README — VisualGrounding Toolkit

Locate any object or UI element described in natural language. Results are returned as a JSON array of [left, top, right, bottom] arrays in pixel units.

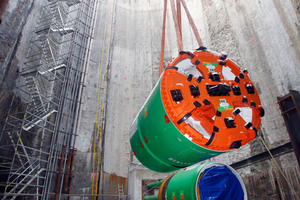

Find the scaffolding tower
[[0, 0, 98, 199]]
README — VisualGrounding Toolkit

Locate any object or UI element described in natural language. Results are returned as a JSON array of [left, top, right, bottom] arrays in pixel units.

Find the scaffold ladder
[[118, 183, 125, 200]]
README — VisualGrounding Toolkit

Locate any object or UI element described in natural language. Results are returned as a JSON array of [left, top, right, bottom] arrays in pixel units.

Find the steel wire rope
[[159, 0, 203, 75], [159, 0, 168, 76], [259, 132, 299, 200], [170, 0, 183, 52]]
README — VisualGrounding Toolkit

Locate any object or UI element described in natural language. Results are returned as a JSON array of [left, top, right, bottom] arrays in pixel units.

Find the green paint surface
[[130, 77, 224, 173], [217, 106, 233, 111], [202, 62, 217, 66], [165, 162, 215, 200]]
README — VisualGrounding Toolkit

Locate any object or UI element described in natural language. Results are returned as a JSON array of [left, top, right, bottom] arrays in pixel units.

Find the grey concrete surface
[[71, 0, 116, 195]]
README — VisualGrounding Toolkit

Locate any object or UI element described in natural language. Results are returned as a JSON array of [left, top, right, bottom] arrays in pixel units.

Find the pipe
[[145, 162, 247, 200], [147, 180, 163, 190], [144, 195, 159, 200], [68, 149, 76, 200], [55, 146, 66, 200], [63, 149, 72, 192]]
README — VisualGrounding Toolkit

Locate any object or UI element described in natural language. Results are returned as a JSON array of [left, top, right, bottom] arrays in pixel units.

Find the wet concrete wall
[[0, 0, 50, 195], [0, 0, 32, 130], [0, 0, 48, 129]]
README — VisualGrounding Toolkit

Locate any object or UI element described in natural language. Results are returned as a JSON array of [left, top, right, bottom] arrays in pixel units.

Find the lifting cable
[[159, 0, 203, 75], [180, 0, 203, 47], [259, 130, 299, 200], [159, 0, 168, 76], [91, 0, 114, 198], [176, 0, 182, 39], [170, 0, 183, 52]]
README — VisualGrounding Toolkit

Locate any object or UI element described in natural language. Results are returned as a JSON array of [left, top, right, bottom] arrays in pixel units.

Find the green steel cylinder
[[165, 162, 246, 200], [143, 195, 159, 200], [130, 49, 263, 173], [147, 180, 164, 190], [130, 78, 222, 172], [144, 162, 247, 200]]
